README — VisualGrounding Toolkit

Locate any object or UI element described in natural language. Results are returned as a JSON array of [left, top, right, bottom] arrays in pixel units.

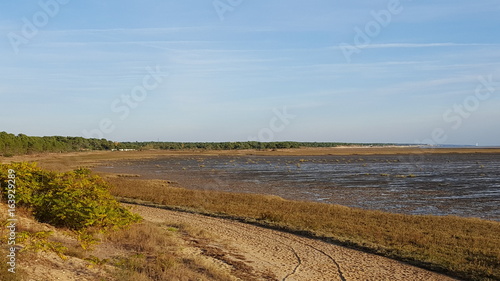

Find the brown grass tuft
[[106, 221, 236, 281]]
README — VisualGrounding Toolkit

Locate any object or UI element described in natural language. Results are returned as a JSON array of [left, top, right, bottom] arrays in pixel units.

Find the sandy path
[[125, 204, 457, 281]]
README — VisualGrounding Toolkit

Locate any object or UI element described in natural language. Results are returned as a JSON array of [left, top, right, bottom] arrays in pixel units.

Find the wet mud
[[95, 153, 500, 221]]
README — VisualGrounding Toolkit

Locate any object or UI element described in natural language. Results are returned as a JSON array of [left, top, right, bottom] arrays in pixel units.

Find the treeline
[[118, 141, 391, 150], [0, 132, 115, 156], [0, 131, 394, 157]]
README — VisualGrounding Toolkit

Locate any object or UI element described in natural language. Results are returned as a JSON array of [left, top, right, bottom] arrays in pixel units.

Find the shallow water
[[95, 153, 500, 221]]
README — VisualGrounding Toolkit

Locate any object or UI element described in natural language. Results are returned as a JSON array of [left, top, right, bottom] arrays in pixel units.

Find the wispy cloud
[[331, 43, 497, 50]]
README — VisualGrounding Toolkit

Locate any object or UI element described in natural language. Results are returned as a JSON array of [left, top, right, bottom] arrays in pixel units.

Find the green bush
[[0, 162, 140, 231]]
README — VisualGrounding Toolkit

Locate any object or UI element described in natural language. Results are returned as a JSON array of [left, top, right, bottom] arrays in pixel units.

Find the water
[[95, 153, 500, 221]]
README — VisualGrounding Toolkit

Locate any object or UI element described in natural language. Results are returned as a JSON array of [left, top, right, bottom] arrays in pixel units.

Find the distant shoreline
[[3, 146, 500, 165]]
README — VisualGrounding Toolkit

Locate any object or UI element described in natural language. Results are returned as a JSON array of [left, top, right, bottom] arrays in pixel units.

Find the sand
[[125, 203, 458, 281]]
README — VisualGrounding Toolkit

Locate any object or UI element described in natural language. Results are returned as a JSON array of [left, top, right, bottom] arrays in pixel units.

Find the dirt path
[[125, 204, 458, 281]]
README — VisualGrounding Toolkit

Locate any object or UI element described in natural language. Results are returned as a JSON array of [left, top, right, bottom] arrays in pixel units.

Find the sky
[[1, 0, 499, 145]]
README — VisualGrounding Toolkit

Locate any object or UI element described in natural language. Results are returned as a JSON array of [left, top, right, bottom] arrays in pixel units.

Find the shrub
[[0, 162, 140, 231]]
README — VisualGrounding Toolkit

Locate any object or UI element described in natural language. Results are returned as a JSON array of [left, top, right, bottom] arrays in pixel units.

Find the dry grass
[[105, 221, 236, 281], [108, 176, 500, 281], [0, 256, 25, 281]]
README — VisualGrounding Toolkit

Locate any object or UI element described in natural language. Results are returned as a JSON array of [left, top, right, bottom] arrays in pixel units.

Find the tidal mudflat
[[95, 152, 500, 221]]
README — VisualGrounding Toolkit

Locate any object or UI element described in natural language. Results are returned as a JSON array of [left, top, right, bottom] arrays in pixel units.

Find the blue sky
[[1, 0, 499, 145]]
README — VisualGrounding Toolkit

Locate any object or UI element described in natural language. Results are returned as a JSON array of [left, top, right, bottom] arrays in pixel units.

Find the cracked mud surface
[[125, 203, 458, 281]]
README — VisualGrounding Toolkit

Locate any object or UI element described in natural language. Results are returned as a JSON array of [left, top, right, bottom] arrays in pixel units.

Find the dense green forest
[[117, 141, 390, 150], [0, 132, 115, 156], [0, 131, 392, 157]]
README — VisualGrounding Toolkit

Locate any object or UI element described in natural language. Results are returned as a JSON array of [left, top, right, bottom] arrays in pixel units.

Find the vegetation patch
[[106, 221, 236, 281], [0, 161, 141, 264], [0, 162, 141, 231], [0, 132, 116, 156]]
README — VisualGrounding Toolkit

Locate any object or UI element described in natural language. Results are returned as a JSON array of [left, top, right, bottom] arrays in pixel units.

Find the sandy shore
[[126, 203, 458, 281]]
